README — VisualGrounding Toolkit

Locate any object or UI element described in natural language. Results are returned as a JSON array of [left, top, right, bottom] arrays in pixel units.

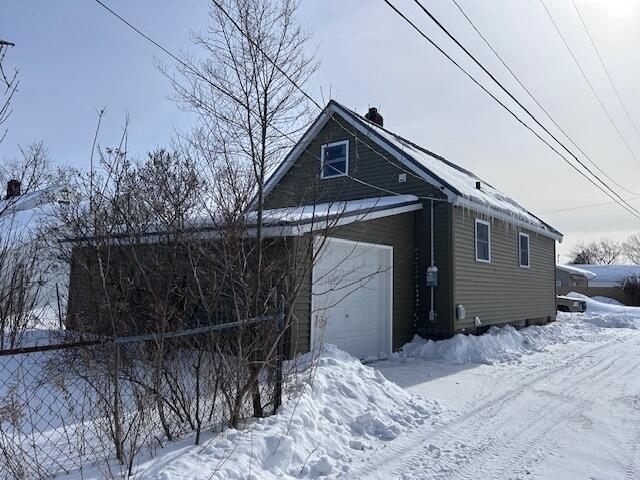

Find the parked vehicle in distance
[[556, 295, 587, 313]]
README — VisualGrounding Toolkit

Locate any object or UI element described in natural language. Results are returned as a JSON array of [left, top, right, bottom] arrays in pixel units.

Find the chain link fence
[[0, 314, 286, 479]]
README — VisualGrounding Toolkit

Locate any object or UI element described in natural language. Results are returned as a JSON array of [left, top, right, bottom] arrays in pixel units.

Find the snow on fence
[[0, 314, 288, 479]]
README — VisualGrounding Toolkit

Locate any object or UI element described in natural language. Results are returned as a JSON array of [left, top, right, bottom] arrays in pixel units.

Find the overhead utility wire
[[212, 0, 640, 221], [450, 0, 640, 197], [94, 0, 432, 190], [409, 0, 640, 214], [569, 0, 640, 143], [207, 0, 434, 186], [382, 0, 640, 220], [538, 0, 640, 166], [93, 0, 445, 203], [96, 0, 639, 220], [542, 196, 640, 215]]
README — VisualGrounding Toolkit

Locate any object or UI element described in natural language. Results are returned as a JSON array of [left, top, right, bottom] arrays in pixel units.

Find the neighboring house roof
[[0, 186, 65, 246], [0, 185, 67, 216], [264, 100, 563, 241], [578, 265, 640, 285], [556, 264, 597, 280]]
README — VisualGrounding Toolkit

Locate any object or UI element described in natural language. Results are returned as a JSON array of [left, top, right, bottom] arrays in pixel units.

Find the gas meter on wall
[[426, 265, 438, 287]]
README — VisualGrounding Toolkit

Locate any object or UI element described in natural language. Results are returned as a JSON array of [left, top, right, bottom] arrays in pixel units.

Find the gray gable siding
[[263, 113, 448, 208], [452, 206, 556, 330]]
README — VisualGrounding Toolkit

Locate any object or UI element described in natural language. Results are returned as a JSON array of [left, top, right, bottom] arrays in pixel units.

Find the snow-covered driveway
[[361, 314, 640, 479]]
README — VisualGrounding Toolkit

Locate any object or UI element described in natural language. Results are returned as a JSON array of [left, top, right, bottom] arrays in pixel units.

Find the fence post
[[273, 296, 286, 414], [56, 283, 63, 330]]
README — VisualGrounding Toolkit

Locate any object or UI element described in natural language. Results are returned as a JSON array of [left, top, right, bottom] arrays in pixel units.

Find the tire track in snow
[[448, 341, 640, 480], [356, 333, 638, 480], [356, 335, 626, 479], [433, 347, 636, 480]]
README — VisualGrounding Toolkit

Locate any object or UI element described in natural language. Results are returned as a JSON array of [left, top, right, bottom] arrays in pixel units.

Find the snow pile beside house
[[398, 296, 640, 366], [396, 321, 596, 365], [121, 345, 441, 480]]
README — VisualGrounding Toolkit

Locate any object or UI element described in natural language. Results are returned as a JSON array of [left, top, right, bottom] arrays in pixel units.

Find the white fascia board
[[295, 202, 423, 235], [453, 196, 563, 242]]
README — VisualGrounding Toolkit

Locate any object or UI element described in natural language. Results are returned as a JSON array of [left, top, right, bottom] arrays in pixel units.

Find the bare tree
[[624, 234, 640, 265], [165, 0, 318, 419], [0, 146, 58, 347], [570, 239, 622, 265], [0, 38, 18, 145], [0, 143, 54, 203]]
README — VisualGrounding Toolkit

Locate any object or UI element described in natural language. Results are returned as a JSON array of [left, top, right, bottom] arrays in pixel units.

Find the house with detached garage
[[261, 100, 563, 358]]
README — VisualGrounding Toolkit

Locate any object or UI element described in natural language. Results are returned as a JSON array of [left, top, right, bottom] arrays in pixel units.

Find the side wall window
[[519, 233, 530, 268], [475, 219, 491, 262], [321, 140, 349, 178]]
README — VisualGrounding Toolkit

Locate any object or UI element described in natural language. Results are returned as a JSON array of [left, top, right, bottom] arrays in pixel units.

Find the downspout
[[414, 210, 420, 329], [428, 198, 437, 322]]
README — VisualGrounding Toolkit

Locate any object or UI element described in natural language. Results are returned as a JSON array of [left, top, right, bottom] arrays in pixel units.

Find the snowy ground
[[56, 295, 640, 479]]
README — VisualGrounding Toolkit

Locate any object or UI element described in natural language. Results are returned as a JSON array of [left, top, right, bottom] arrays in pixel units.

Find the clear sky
[[2, 0, 640, 261]]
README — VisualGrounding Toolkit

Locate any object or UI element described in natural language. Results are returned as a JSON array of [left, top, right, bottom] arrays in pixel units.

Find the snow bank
[[565, 292, 640, 329], [396, 321, 597, 365], [398, 295, 640, 365], [91, 345, 441, 479], [591, 296, 623, 306]]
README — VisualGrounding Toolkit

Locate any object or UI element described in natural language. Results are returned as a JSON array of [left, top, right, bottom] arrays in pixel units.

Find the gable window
[[519, 233, 530, 268], [475, 219, 491, 262], [321, 140, 349, 178]]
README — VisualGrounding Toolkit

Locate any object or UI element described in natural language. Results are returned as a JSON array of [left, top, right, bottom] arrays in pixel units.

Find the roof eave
[[453, 196, 563, 242]]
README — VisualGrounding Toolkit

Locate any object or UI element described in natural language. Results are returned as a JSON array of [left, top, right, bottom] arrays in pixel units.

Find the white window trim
[[475, 218, 491, 263], [519, 232, 530, 268], [320, 140, 349, 179]]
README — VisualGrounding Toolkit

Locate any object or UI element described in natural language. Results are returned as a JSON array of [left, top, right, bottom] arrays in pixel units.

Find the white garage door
[[312, 237, 393, 359]]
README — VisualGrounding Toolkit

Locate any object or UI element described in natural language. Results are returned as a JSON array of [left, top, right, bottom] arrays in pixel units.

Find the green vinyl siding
[[452, 206, 556, 329], [415, 202, 454, 339], [288, 213, 417, 353], [330, 212, 416, 350], [264, 113, 456, 350], [263, 112, 448, 208]]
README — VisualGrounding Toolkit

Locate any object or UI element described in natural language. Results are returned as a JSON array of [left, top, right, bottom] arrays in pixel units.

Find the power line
[[96, 0, 640, 222], [542, 195, 640, 215], [538, 0, 640, 166], [409, 0, 640, 211], [383, 0, 640, 221], [93, 0, 443, 203], [569, 0, 640, 143], [211, 0, 640, 222], [206, 0, 435, 186], [449, 0, 640, 197]]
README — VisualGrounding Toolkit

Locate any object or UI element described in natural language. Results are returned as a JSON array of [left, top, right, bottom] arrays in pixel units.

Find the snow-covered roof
[[0, 185, 67, 216], [69, 195, 423, 244], [263, 100, 562, 241], [578, 265, 640, 284], [556, 264, 597, 280], [0, 186, 65, 246], [257, 194, 421, 227]]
